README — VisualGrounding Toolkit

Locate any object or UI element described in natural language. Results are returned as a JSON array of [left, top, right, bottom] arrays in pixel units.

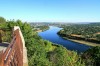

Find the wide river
[[38, 26, 91, 53]]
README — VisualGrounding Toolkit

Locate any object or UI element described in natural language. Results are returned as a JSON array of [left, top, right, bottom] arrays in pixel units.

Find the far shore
[[36, 30, 43, 32], [63, 37, 100, 47]]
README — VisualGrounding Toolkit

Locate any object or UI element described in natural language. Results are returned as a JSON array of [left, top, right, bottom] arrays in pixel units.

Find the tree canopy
[[0, 17, 100, 66]]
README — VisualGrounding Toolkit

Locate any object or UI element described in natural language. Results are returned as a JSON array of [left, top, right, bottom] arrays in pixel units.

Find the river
[[38, 26, 91, 53]]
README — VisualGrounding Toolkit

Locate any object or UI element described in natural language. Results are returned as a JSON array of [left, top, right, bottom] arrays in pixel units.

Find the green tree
[[82, 46, 100, 66], [0, 17, 6, 23]]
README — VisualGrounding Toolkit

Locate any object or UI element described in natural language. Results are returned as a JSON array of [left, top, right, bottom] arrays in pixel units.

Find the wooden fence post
[[0, 51, 4, 66]]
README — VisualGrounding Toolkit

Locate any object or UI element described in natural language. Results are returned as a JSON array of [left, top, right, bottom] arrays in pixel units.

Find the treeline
[[33, 25, 49, 32], [0, 17, 100, 66], [58, 23, 100, 44]]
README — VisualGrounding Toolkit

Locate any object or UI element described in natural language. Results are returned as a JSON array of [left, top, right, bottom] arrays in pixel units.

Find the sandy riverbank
[[36, 30, 42, 32], [63, 37, 100, 47]]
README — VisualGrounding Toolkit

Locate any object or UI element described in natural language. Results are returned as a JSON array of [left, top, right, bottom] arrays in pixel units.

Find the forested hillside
[[0, 17, 100, 66], [58, 23, 100, 44], [32, 25, 49, 32]]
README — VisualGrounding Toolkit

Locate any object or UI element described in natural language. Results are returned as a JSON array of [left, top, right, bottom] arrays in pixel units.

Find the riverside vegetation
[[0, 17, 100, 66], [32, 25, 49, 32], [58, 23, 100, 44], [58, 23, 100, 46]]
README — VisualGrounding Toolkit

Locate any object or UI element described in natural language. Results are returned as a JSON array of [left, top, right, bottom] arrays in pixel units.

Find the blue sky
[[0, 0, 100, 22]]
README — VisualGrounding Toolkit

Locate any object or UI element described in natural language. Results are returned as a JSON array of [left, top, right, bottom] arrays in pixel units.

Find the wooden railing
[[0, 29, 23, 66]]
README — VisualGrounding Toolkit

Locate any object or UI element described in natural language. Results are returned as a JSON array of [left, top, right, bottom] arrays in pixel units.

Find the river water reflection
[[38, 26, 91, 53]]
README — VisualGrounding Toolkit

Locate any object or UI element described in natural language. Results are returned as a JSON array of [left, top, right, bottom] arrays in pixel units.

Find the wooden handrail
[[0, 29, 23, 66]]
